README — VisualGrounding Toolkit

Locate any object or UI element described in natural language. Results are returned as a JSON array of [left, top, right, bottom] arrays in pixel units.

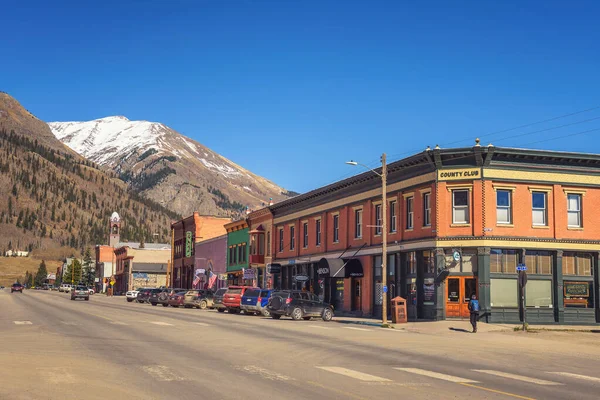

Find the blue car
[[240, 288, 273, 316]]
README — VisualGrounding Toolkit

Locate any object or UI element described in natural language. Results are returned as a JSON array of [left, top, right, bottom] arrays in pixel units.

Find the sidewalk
[[332, 316, 600, 334]]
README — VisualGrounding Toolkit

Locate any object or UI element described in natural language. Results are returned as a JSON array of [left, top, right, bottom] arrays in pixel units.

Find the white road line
[[13, 321, 32, 325], [141, 365, 184, 382], [380, 328, 407, 332], [110, 321, 128, 325], [307, 325, 333, 330], [150, 321, 174, 326], [317, 367, 391, 382], [548, 372, 600, 383], [60, 321, 78, 325], [473, 370, 562, 386], [195, 322, 211, 327], [236, 365, 294, 381], [395, 368, 478, 383], [343, 327, 371, 331]]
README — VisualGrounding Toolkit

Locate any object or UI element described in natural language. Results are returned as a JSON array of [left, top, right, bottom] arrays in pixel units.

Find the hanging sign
[[185, 231, 193, 258], [294, 275, 309, 282], [243, 269, 255, 280]]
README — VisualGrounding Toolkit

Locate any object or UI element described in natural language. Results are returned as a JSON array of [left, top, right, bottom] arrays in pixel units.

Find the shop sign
[[294, 275, 309, 282], [267, 263, 281, 274], [195, 269, 206, 275], [185, 231, 193, 258], [243, 268, 255, 280], [288, 259, 296, 265], [453, 251, 461, 262], [218, 274, 227, 281], [438, 168, 481, 181], [317, 267, 330, 276], [423, 283, 435, 303]]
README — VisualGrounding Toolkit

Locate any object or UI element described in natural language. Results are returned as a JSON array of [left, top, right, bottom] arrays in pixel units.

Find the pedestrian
[[468, 293, 480, 333]]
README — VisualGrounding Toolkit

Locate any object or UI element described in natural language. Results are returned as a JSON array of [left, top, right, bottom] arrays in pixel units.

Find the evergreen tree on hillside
[[34, 260, 48, 287], [82, 248, 95, 286]]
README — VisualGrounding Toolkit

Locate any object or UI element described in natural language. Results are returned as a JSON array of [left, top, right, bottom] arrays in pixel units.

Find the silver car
[[71, 285, 90, 301]]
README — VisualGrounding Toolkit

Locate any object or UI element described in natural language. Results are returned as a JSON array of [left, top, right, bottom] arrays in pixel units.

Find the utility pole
[[381, 153, 388, 326]]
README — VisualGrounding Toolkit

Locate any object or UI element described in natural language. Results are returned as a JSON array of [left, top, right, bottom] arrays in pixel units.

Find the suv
[[267, 290, 334, 321], [59, 283, 72, 293], [184, 289, 214, 309], [126, 288, 143, 302], [11, 283, 24, 293], [151, 288, 186, 307], [136, 288, 153, 303], [223, 286, 253, 314], [210, 288, 228, 312], [71, 285, 90, 301], [241, 288, 273, 316]]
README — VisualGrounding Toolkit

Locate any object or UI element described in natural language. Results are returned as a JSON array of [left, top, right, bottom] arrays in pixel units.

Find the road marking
[[343, 327, 371, 331], [307, 325, 333, 330], [141, 365, 184, 382], [395, 368, 478, 383], [548, 372, 600, 382], [379, 328, 407, 332], [110, 321, 128, 325], [236, 365, 294, 381], [317, 367, 391, 382], [150, 321, 174, 326], [13, 321, 32, 325], [60, 321, 78, 325], [459, 383, 536, 400], [195, 322, 211, 327], [473, 370, 562, 386]]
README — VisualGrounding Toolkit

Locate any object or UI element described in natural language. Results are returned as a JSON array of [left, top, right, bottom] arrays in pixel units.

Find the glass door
[[461, 278, 477, 318], [446, 278, 461, 318]]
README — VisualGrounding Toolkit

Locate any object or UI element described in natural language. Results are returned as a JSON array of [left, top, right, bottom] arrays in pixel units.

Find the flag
[[193, 275, 201, 287], [208, 270, 217, 289]]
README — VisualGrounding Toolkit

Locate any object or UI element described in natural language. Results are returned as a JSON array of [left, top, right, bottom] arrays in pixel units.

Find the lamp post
[[346, 153, 388, 325]]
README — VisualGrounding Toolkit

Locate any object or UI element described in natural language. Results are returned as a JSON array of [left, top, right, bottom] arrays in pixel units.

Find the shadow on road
[[449, 327, 471, 333]]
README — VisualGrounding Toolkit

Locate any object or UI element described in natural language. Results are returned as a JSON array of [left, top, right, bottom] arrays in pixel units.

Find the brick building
[[269, 142, 600, 324], [114, 244, 171, 293]]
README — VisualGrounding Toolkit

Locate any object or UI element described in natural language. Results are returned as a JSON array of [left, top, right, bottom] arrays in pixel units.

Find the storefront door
[[446, 277, 477, 318], [351, 279, 362, 311]]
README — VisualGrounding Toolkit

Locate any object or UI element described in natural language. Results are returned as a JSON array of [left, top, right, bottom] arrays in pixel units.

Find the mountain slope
[[0, 92, 178, 259], [49, 117, 293, 217]]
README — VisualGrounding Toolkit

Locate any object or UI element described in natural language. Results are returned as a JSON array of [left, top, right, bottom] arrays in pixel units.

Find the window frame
[[452, 189, 470, 224], [423, 193, 431, 227], [374, 204, 382, 236], [531, 191, 547, 226], [567, 193, 582, 228], [406, 196, 414, 230], [496, 189, 512, 225], [354, 209, 363, 239], [290, 225, 295, 250], [390, 201, 397, 233], [302, 222, 308, 248], [315, 219, 322, 246], [267, 231, 271, 256], [278, 229, 284, 253], [333, 214, 339, 243]]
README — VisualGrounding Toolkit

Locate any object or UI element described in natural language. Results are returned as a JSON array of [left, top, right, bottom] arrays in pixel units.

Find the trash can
[[390, 296, 407, 324]]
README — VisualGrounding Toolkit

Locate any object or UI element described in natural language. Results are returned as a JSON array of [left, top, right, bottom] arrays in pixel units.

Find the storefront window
[[407, 252, 417, 275], [563, 253, 592, 276], [563, 281, 594, 308], [373, 256, 382, 277], [388, 254, 396, 277], [490, 279, 518, 307], [525, 251, 552, 275], [490, 249, 518, 273], [461, 252, 478, 273], [526, 280, 552, 308], [423, 250, 435, 274]]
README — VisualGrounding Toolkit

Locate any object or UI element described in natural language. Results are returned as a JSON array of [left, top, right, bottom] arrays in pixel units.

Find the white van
[[59, 283, 72, 293]]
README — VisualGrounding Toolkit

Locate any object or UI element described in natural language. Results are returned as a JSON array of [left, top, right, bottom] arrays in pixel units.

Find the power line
[[491, 115, 600, 144], [521, 127, 600, 147]]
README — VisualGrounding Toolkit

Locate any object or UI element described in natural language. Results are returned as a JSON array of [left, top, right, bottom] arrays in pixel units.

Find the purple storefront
[[194, 234, 228, 290]]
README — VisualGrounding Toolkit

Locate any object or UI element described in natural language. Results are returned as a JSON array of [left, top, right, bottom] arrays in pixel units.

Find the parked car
[[240, 288, 273, 316], [136, 288, 153, 303], [126, 288, 143, 302], [150, 288, 186, 307], [59, 283, 70, 292], [266, 290, 334, 321], [183, 289, 214, 309], [11, 283, 24, 293], [223, 286, 254, 314], [87, 287, 95, 295], [70, 285, 90, 301], [167, 291, 186, 307], [210, 288, 228, 312]]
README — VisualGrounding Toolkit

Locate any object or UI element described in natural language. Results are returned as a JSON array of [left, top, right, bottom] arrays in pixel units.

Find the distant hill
[[0, 92, 179, 259]]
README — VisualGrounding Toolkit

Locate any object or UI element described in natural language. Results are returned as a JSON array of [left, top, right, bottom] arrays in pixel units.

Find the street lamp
[[346, 154, 388, 326]]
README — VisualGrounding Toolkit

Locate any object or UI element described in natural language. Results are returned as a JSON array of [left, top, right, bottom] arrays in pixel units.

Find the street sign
[[383, 286, 388, 293], [294, 275, 309, 282], [453, 251, 461, 262], [516, 263, 527, 271]]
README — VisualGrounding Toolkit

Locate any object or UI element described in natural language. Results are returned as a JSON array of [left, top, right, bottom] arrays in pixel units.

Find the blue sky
[[2, 0, 600, 193]]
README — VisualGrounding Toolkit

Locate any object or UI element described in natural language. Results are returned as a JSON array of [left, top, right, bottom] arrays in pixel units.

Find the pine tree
[[35, 260, 48, 287], [82, 248, 94, 286]]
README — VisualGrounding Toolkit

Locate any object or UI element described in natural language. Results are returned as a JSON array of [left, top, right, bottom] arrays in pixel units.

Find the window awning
[[317, 258, 364, 278]]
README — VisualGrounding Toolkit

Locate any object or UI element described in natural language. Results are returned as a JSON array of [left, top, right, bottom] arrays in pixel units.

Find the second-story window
[[452, 190, 469, 224], [355, 209, 363, 238], [532, 192, 547, 226], [496, 190, 512, 224], [290, 226, 295, 250], [333, 214, 339, 243], [303, 222, 308, 248], [316, 219, 322, 246], [278, 229, 283, 252], [375, 204, 382, 235], [406, 196, 414, 229], [390, 201, 397, 232], [567, 194, 582, 227], [423, 193, 431, 226], [267, 231, 271, 256]]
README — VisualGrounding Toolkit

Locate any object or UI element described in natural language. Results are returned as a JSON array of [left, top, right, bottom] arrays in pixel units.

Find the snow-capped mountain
[[49, 116, 292, 217]]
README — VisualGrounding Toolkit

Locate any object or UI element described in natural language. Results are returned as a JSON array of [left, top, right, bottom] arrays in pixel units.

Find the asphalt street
[[1, 289, 600, 400]]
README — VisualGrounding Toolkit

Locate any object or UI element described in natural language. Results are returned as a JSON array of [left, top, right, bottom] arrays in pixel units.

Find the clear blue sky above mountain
[[3, 0, 600, 193]]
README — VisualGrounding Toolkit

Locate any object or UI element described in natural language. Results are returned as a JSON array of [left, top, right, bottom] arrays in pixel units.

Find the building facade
[[247, 208, 274, 289], [194, 234, 228, 290], [225, 220, 250, 286], [269, 143, 600, 324], [114, 245, 171, 293], [171, 213, 231, 289]]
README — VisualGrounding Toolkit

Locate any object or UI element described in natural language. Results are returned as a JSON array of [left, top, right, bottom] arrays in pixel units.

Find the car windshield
[[227, 288, 242, 294], [215, 289, 227, 296], [186, 290, 199, 295], [244, 288, 260, 297], [76, 286, 87, 290]]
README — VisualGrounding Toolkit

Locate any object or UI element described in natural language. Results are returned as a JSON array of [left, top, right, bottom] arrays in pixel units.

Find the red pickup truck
[[222, 286, 253, 314]]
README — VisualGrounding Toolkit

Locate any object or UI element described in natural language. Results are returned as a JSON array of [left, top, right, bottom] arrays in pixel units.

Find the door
[[352, 279, 362, 311], [445, 277, 478, 319]]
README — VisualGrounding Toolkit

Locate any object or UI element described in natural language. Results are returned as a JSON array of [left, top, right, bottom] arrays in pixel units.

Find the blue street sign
[[383, 286, 388, 293], [516, 263, 527, 271]]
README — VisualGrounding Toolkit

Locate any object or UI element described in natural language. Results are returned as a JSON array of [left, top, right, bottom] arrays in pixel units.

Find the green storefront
[[225, 219, 249, 286]]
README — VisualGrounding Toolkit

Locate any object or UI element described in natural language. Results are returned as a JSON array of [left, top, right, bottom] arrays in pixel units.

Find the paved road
[[1, 289, 600, 400]]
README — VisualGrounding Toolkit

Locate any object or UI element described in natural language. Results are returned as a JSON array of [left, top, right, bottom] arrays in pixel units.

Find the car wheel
[[127, 299, 133, 302], [303, 317, 311, 321], [184, 305, 191, 308], [271, 314, 281, 319], [199, 300, 207, 310], [151, 303, 157, 306], [162, 303, 168, 307], [322, 308, 333, 322], [262, 309, 271, 317], [85, 297, 90, 301], [172, 305, 179, 308], [291, 307, 303, 321], [217, 308, 225, 313]]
